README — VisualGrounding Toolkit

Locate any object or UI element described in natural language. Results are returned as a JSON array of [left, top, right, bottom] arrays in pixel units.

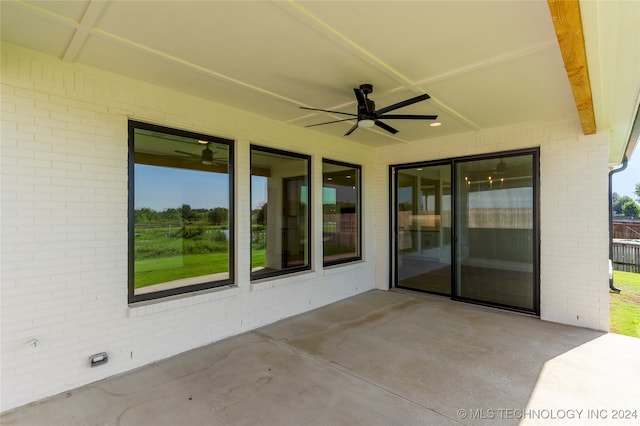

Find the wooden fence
[[612, 221, 640, 239], [612, 241, 640, 273]]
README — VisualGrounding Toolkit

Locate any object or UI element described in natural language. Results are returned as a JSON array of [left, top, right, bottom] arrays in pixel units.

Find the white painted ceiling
[[1, 1, 639, 160]]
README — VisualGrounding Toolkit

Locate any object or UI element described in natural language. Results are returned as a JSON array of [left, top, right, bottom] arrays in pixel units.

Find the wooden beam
[[547, 0, 596, 134]]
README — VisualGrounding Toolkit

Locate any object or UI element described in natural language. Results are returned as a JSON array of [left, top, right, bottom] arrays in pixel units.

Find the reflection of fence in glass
[[323, 213, 356, 247], [467, 208, 532, 229]]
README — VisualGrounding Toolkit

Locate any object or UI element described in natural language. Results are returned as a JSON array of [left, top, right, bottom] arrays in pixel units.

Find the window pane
[[455, 154, 535, 311], [396, 164, 451, 294], [130, 123, 233, 302], [251, 146, 310, 279], [323, 160, 361, 265]]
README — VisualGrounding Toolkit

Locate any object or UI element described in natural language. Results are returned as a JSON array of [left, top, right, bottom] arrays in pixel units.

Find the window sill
[[250, 269, 316, 292], [322, 259, 366, 275], [127, 284, 239, 317]]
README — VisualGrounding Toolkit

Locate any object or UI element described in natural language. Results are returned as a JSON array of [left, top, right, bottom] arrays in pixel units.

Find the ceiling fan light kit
[[301, 84, 438, 136], [358, 119, 375, 128]]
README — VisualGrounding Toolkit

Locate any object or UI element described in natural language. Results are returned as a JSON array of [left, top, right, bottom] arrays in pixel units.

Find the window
[[251, 146, 310, 279], [454, 151, 538, 312], [322, 159, 361, 265], [128, 121, 234, 303]]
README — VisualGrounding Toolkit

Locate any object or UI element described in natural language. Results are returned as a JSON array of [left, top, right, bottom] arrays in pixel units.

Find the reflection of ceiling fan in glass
[[175, 140, 225, 165]]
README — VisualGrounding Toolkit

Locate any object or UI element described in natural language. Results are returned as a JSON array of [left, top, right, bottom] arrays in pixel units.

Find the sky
[[612, 147, 640, 199], [136, 146, 639, 212], [135, 165, 229, 211], [136, 165, 271, 211]]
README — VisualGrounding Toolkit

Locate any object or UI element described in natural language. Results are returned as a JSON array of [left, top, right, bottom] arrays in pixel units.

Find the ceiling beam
[[278, 1, 482, 132], [547, 0, 596, 134], [62, 0, 107, 62]]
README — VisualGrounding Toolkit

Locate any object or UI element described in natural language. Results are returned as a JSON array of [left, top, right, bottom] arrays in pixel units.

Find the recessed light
[[197, 140, 209, 145], [430, 122, 442, 127]]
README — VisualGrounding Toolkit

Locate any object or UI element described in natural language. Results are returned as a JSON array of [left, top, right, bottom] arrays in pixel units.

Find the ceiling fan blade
[[299, 107, 357, 117], [376, 114, 438, 120], [175, 150, 199, 157], [375, 93, 431, 115], [344, 123, 359, 136], [305, 118, 356, 128], [374, 120, 399, 134], [353, 88, 372, 115]]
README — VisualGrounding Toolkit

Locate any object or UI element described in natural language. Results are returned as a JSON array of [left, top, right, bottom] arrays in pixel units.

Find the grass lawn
[[610, 270, 640, 338], [251, 247, 266, 269], [135, 248, 268, 288], [135, 252, 229, 288]]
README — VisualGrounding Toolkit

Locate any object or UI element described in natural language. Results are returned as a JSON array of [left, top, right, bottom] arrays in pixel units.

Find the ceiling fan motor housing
[[359, 83, 373, 95], [359, 99, 376, 119]]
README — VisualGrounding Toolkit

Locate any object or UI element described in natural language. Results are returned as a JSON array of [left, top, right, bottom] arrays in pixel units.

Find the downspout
[[608, 157, 627, 293]]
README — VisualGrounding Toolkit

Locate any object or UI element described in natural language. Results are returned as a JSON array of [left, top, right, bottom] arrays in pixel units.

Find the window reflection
[[323, 160, 361, 265], [130, 123, 233, 302], [251, 146, 310, 279]]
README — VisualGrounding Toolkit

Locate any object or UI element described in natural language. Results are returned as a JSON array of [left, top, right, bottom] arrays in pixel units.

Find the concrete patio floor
[[2, 290, 639, 425]]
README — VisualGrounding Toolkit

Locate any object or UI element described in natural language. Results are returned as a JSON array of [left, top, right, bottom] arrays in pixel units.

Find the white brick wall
[[373, 120, 610, 331], [0, 44, 375, 412], [1, 43, 611, 412]]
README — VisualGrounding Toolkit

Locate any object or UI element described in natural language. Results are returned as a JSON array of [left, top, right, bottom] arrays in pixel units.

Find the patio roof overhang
[[1, 1, 638, 160]]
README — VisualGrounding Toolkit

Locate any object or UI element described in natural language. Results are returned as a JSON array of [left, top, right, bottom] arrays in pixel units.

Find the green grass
[[135, 252, 229, 288], [610, 271, 640, 338], [251, 247, 266, 269], [135, 248, 268, 288]]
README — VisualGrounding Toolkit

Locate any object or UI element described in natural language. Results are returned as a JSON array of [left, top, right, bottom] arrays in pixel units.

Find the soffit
[[1, 0, 638, 158]]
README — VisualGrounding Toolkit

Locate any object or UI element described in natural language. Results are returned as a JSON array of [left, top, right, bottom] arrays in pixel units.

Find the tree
[[160, 208, 182, 224], [612, 192, 620, 204], [181, 204, 194, 221], [134, 207, 159, 224], [635, 182, 640, 201], [613, 195, 634, 215], [622, 200, 640, 217], [208, 207, 229, 226], [254, 204, 267, 226]]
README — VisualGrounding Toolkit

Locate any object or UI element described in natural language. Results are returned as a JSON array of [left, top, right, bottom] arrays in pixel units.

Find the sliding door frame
[[390, 148, 540, 316]]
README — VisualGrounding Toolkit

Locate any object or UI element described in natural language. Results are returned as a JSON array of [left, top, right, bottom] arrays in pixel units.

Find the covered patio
[[2, 0, 640, 415], [3, 290, 638, 425]]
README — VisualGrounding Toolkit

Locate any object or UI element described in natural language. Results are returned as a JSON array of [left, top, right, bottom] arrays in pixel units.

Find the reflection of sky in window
[[135, 165, 228, 211], [398, 187, 412, 206], [251, 176, 268, 209]]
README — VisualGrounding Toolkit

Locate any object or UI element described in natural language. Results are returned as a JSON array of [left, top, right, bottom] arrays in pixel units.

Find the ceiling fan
[[175, 141, 225, 165], [301, 84, 438, 136]]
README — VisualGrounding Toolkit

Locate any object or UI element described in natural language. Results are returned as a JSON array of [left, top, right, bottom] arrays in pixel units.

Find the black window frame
[[128, 120, 235, 304], [322, 158, 362, 267], [250, 144, 312, 280]]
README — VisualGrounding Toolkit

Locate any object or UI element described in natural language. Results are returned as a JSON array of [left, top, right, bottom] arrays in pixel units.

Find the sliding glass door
[[393, 150, 539, 314]]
